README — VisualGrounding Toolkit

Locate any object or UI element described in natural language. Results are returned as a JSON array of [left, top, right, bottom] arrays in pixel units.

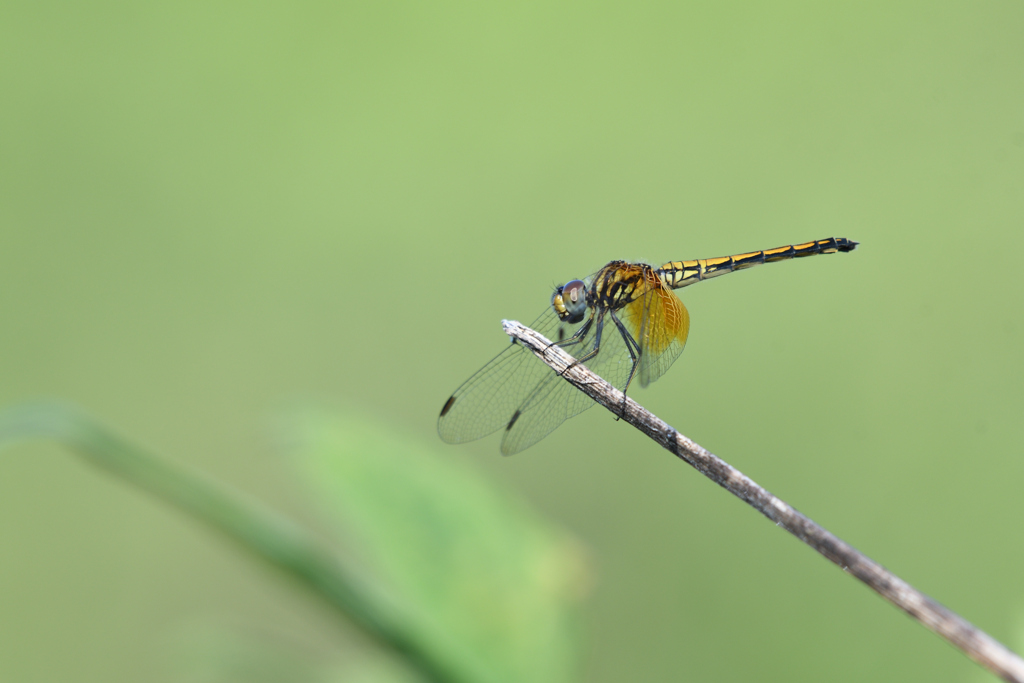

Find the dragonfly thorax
[[592, 261, 653, 311], [551, 279, 588, 324]]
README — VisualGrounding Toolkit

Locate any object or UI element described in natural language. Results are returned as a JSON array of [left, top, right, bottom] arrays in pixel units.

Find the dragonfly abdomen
[[658, 237, 858, 289]]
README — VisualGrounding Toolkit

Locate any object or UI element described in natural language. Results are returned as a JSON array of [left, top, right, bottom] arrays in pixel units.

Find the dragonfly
[[438, 237, 858, 455]]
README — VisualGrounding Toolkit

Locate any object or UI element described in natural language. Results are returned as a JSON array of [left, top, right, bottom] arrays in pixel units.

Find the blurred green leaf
[[288, 412, 589, 683], [0, 403, 507, 683]]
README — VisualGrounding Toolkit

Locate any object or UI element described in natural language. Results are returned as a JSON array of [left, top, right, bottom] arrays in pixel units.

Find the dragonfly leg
[[548, 314, 594, 351], [559, 310, 606, 376], [543, 312, 601, 379], [608, 310, 642, 418]]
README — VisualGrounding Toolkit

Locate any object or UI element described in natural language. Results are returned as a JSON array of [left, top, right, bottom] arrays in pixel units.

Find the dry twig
[[502, 319, 1024, 683]]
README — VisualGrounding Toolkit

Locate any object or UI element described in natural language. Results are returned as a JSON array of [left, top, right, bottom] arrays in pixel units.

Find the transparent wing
[[437, 307, 578, 447], [438, 298, 638, 455], [498, 304, 639, 456], [496, 371, 579, 455]]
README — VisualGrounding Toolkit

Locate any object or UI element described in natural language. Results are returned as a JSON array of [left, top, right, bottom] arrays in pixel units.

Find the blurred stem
[[503, 319, 1024, 683], [0, 402, 491, 683]]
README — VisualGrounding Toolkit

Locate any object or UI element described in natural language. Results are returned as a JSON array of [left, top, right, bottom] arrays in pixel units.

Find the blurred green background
[[2, 1, 1023, 681]]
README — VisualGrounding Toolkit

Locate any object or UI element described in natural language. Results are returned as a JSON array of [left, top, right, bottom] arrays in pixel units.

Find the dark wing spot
[[440, 395, 456, 417], [506, 409, 521, 431]]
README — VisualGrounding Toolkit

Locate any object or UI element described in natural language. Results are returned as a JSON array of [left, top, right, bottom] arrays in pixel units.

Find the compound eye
[[551, 279, 587, 324]]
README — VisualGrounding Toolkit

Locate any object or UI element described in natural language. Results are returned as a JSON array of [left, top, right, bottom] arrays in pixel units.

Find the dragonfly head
[[551, 279, 588, 324]]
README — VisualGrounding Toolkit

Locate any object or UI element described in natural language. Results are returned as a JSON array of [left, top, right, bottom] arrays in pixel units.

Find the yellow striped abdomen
[[658, 237, 857, 289]]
